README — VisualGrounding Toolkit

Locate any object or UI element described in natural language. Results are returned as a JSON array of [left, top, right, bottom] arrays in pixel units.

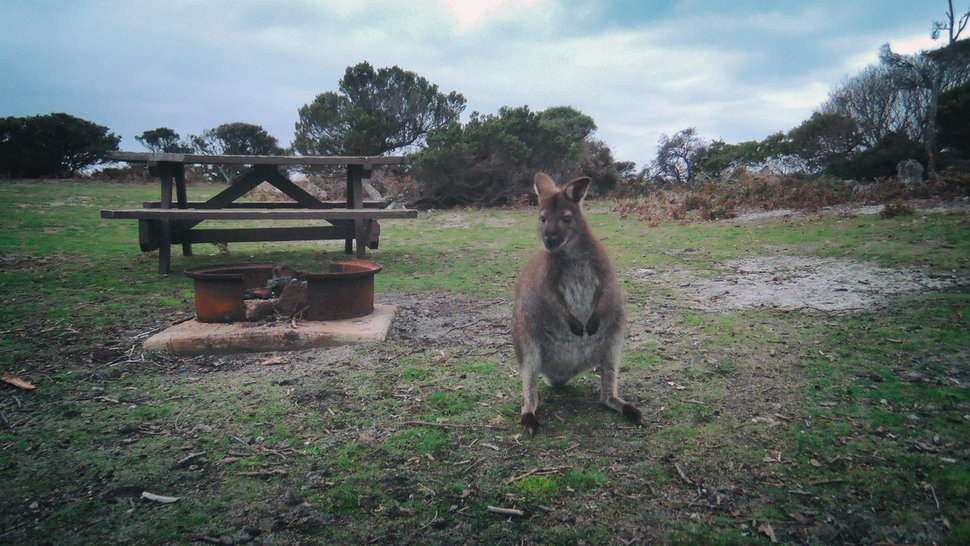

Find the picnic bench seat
[[101, 152, 416, 274]]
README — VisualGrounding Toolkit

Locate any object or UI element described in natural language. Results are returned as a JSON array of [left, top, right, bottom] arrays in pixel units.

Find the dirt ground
[[2, 199, 968, 545]]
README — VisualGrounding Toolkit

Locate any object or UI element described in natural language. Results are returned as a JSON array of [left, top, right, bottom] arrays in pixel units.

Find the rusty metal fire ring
[[184, 259, 382, 323], [305, 259, 383, 321], [184, 263, 277, 323]]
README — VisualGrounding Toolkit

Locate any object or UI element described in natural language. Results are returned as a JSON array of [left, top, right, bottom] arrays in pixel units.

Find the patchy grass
[[0, 180, 968, 544]]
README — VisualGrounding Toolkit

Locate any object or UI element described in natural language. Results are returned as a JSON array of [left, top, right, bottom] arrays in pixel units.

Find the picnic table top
[[108, 151, 406, 168]]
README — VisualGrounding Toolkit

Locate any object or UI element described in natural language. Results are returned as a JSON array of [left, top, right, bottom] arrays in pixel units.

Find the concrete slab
[[143, 304, 397, 356]]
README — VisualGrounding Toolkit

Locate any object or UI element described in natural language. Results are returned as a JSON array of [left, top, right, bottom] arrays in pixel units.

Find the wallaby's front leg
[[585, 282, 609, 336], [599, 341, 644, 427], [518, 342, 541, 436], [552, 288, 586, 337]]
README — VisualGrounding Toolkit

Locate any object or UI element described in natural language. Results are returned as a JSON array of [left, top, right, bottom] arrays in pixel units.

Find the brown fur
[[511, 173, 644, 435]]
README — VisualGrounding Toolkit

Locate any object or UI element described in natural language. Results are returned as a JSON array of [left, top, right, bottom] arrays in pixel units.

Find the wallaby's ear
[[534, 173, 558, 204], [561, 177, 591, 205]]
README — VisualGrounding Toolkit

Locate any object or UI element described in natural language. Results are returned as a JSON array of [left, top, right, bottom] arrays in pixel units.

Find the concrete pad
[[143, 304, 397, 356]]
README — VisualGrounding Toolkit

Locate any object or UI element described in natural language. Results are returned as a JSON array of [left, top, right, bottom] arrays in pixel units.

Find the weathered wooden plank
[[141, 201, 391, 210], [101, 208, 417, 221], [108, 151, 406, 168], [179, 226, 349, 244]]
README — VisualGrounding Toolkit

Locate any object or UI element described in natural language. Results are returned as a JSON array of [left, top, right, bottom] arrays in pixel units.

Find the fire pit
[[183, 259, 382, 323], [184, 263, 276, 323], [305, 260, 383, 321]]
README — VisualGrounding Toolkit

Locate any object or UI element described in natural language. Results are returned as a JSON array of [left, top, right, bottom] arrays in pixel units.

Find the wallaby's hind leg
[[517, 340, 541, 436], [598, 340, 644, 427]]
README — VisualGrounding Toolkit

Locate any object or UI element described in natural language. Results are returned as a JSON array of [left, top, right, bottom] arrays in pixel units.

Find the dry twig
[[487, 506, 525, 517], [401, 420, 509, 431], [505, 466, 570, 485]]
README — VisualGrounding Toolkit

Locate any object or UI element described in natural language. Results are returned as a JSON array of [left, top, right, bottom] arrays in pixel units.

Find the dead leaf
[[1, 373, 35, 390], [141, 491, 179, 504], [788, 512, 810, 524], [758, 522, 778, 543], [261, 356, 286, 366]]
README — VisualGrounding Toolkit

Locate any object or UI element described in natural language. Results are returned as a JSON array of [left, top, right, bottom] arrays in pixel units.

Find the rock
[[896, 159, 924, 190], [245, 299, 275, 321], [902, 372, 923, 383], [274, 279, 308, 318]]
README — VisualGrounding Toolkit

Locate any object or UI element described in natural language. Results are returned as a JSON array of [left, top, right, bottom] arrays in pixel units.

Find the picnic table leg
[[346, 164, 366, 255], [172, 163, 192, 257], [158, 164, 174, 274], [158, 236, 171, 275]]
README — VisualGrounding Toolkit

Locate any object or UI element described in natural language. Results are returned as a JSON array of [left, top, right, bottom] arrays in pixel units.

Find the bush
[[410, 105, 615, 207], [826, 132, 927, 181], [0, 113, 120, 178]]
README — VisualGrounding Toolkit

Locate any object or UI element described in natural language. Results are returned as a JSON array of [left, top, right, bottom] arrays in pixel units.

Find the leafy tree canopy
[[135, 127, 192, 153], [825, 131, 927, 180], [787, 112, 862, 173], [938, 81, 970, 157], [293, 62, 466, 156], [191, 122, 283, 156], [189, 122, 283, 182], [0, 113, 119, 178], [647, 127, 708, 185], [411, 105, 612, 207]]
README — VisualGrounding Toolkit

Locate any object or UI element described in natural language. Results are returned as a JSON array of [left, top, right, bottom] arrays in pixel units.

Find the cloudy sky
[[0, 0, 950, 168]]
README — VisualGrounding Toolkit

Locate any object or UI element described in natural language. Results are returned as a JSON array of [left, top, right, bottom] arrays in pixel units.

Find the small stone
[[245, 299, 275, 321], [902, 372, 923, 383]]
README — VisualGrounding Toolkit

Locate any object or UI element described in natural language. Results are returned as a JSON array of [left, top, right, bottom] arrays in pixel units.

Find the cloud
[[0, 0, 945, 169], [438, 0, 545, 28]]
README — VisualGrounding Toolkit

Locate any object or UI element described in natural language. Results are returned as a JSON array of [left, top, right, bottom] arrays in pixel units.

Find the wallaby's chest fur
[[513, 241, 622, 379], [557, 254, 598, 324]]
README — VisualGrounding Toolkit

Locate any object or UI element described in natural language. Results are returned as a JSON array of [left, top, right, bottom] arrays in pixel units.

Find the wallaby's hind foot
[[520, 412, 539, 436], [622, 403, 644, 427]]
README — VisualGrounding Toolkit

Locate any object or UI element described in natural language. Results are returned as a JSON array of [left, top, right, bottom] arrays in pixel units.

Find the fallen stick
[[401, 420, 509, 431], [141, 491, 179, 504], [506, 466, 570, 485], [174, 451, 207, 469], [674, 463, 694, 485], [236, 469, 286, 477], [487, 506, 524, 517]]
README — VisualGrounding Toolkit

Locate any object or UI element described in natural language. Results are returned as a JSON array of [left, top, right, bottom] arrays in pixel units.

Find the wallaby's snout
[[539, 217, 565, 251], [536, 177, 582, 252]]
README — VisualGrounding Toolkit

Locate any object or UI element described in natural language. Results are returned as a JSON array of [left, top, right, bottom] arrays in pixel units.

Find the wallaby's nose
[[543, 235, 561, 250]]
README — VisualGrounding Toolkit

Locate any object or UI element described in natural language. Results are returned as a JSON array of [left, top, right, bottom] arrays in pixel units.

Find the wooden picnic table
[[101, 152, 417, 274]]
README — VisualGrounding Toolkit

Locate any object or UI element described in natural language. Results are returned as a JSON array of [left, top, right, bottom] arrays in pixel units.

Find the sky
[[0, 0, 953, 169]]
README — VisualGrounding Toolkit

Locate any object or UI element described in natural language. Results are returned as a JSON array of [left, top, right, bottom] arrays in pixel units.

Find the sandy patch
[[634, 256, 965, 313]]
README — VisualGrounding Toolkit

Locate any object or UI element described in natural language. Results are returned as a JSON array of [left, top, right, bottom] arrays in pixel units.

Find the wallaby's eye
[[563, 215, 572, 224], [539, 215, 546, 223]]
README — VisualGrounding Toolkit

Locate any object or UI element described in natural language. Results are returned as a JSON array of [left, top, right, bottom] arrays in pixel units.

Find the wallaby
[[511, 172, 644, 436]]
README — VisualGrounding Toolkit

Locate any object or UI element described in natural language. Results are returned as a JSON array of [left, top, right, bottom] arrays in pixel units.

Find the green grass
[[1, 180, 968, 544]]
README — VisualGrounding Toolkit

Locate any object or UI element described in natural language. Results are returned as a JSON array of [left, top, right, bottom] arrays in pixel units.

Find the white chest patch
[[560, 261, 598, 321]]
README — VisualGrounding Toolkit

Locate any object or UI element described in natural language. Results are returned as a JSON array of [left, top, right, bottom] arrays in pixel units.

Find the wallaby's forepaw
[[520, 412, 539, 436], [585, 314, 600, 336], [622, 403, 644, 427], [567, 315, 585, 337]]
